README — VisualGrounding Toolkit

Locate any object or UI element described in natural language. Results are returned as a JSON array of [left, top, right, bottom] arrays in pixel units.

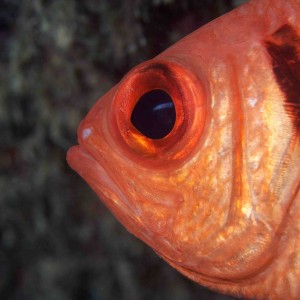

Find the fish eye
[[130, 89, 176, 140], [110, 60, 207, 167]]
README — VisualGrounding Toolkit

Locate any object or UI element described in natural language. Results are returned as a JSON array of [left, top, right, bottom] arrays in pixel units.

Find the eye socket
[[130, 89, 176, 140], [110, 60, 206, 168]]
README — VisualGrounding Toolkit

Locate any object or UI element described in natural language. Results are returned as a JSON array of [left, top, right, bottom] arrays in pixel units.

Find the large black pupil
[[130, 89, 176, 139]]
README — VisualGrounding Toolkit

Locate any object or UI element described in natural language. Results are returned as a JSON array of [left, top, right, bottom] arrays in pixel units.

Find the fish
[[67, 0, 300, 299]]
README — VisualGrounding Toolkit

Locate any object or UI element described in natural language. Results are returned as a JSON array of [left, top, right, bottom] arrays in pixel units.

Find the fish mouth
[[66, 145, 137, 218]]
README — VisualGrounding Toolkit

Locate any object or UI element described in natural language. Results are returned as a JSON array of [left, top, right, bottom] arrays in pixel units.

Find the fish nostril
[[130, 89, 176, 139]]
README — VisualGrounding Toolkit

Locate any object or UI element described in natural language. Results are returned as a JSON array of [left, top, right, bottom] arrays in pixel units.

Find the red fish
[[67, 0, 300, 298]]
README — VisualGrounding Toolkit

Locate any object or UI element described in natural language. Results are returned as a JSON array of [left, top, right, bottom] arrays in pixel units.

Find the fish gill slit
[[264, 24, 300, 230], [264, 24, 300, 138]]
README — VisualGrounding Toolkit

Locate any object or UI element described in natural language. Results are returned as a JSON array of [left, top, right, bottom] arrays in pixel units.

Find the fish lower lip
[[67, 145, 98, 179], [66, 145, 135, 214]]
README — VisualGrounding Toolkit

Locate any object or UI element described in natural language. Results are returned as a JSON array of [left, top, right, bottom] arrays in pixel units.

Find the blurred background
[[1, 0, 247, 299]]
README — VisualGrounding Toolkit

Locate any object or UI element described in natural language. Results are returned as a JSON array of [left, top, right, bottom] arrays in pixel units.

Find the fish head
[[67, 0, 300, 296]]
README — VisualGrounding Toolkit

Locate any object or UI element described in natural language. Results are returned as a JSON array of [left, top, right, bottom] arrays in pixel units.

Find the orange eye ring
[[110, 59, 207, 168]]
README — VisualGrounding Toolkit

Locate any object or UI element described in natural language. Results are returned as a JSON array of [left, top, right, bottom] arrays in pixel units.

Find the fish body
[[67, 0, 300, 299]]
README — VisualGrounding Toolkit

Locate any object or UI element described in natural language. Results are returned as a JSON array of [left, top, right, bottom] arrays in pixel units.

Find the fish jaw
[[66, 111, 187, 262], [67, 145, 136, 220]]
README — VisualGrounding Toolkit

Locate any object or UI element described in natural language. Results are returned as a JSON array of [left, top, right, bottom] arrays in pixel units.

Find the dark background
[[1, 0, 246, 299]]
